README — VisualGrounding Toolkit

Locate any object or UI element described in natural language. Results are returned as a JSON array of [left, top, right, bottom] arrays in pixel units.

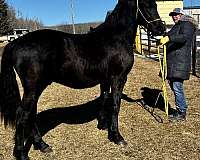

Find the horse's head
[[136, 0, 166, 36]]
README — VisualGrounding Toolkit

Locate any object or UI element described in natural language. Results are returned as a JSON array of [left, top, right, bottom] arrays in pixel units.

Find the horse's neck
[[103, 2, 138, 42]]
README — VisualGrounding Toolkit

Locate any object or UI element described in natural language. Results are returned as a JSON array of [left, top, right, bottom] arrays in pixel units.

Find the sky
[[6, 0, 200, 26]]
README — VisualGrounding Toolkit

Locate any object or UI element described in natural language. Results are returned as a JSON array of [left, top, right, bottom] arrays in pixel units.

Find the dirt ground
[[0, 45, 200, 160]]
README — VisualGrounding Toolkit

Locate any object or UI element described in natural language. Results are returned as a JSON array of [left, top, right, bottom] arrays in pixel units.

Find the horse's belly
[[65, 80, 99, 89], [56, 74, 99, 89]]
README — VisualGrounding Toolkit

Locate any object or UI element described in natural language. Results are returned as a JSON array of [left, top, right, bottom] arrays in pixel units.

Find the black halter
[[136, 0, 161, 24]]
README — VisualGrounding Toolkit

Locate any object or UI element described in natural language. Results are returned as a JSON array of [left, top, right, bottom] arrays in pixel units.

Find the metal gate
[[192, 30, 200, 77], [135, 26, 164, 60], [135, 26, 200, 77]]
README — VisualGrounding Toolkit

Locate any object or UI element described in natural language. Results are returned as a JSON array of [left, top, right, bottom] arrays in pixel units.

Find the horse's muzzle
[[149, 21, 166, 36]]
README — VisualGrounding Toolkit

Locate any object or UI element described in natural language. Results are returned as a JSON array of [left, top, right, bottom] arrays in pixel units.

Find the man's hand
[[157, 36, 169, 46]]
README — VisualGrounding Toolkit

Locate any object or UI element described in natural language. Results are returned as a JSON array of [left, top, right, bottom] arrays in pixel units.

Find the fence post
[[192, 34, 197, 76], [135, 26, 144, 55]]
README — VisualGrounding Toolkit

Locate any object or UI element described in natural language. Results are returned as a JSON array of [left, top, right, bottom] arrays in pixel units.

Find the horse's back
[[7, 30, 67, 85], [5, 29, 134, 90], [6, 29, 101, 89]]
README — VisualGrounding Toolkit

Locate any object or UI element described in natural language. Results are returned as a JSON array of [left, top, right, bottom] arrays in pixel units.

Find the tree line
[[0, 0, 43, 35], [0, 0, 102, 36], [50, 22, 102, 34]]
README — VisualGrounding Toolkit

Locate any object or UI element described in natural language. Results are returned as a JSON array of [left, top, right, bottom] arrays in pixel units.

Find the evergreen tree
[[0, 0, 11, 35]]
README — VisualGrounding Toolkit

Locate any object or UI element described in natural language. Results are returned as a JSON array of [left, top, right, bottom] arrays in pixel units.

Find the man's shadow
[[133, 87, 176, 123]]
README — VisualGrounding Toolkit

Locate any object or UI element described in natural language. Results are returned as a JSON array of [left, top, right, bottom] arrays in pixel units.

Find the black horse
[[0, 0, 165, 159]]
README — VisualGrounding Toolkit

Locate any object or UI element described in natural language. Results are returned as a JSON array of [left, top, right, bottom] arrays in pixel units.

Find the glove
[[158, 36, 169, 46]]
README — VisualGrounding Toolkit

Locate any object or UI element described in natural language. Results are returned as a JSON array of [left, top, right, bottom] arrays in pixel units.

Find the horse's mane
[[88, 2, 129, 34]]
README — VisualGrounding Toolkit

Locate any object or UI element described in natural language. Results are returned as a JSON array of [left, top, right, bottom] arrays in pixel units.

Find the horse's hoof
[[97, 121, 108, 130], [41, 146, 53, 153], [13, 148, 29, 160], [14, 152, 29, 160], [110, 139, 128, 147], [34, 141, 53, 153], [117, 140, 128, 147], [34, 145, 53, 153], [16, 156, 30, 160], [97, 124, 108, 130], [108, 134, 127, 147]]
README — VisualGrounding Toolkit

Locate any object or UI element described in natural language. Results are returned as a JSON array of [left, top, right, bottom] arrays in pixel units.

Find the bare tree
[[7, 6, 17, 29], [6, 5, 43, 31], [15, 17, 43, 31]]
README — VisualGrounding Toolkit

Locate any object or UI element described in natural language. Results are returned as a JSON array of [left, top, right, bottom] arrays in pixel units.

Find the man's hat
[[169, 8, 185, 16]]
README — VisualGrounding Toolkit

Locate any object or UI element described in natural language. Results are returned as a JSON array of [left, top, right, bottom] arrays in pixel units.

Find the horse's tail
[[0, 44, 21, 128]]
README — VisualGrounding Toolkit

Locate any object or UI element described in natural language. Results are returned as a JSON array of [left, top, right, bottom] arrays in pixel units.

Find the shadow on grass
[[36, 97, 102, 136], [36, 87, 175, 136], [25, 88, 177, 155], [131, 87, 176, 123], [36, 94, 133, 136]]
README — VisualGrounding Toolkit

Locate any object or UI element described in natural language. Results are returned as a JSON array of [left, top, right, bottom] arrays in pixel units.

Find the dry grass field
[[0, 44, 200, 160]]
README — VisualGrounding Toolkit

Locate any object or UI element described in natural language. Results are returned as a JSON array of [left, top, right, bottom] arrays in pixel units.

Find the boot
[[169, 110, 186, 122]]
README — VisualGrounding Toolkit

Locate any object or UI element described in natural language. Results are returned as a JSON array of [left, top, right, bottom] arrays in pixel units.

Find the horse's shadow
[[36, 97, 102, 136], [36, 87, 176, 136], [36, 94, 135, 136]]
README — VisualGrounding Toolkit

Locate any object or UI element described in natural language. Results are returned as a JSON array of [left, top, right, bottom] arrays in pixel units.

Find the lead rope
[[136, 0, 168, 116], [156, 45, 169, 116]]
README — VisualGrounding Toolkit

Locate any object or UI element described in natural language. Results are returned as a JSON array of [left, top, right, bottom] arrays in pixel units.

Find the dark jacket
[[166, 15, 197, 80]]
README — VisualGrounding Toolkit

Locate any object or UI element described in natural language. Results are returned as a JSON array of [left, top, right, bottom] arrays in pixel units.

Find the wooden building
[[156, 0, 184, 25], [184, 6, 200, 28]]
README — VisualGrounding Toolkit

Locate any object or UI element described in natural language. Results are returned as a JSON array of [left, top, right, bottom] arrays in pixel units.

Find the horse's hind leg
[[97, 83, 110, 130], [14, 89, 38, 160], [24, 123, 52, 154], [23, 84, 52, 155], [14, 82, 51, 159]]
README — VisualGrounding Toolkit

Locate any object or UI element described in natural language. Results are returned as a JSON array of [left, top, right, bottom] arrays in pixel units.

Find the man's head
[[169, 8, 185, 23]]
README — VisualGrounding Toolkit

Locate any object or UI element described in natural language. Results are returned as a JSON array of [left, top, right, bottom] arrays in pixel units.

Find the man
[[158, 8, 197, 122]]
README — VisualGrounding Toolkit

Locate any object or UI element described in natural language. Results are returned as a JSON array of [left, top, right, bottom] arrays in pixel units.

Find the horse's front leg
[[108, 76, 127, 146], [97, 83, 110, 130]]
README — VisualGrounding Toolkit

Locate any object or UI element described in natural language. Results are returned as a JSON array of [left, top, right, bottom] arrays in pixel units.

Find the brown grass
[[0, 54, 200, 160]]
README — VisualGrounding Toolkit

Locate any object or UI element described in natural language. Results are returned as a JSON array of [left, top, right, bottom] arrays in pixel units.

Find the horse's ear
[[118, 0, 126, 3], [118, 0, 130, 4]]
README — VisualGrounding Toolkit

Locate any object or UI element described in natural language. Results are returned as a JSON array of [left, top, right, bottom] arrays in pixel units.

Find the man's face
[[172, 14, 182, 23]]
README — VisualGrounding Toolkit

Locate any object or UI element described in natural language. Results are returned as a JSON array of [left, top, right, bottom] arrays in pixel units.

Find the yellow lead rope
[[157, 45, 169, 116]]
